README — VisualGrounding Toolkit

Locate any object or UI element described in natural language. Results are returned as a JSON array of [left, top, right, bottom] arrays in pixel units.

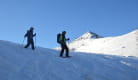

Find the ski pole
[[21, 37, 25, 47], [67, 39, 70, 46], [34, 36, 36, 48]]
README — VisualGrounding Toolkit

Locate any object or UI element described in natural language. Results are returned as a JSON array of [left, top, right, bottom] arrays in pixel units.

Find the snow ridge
[[68, 29, 138, 57]]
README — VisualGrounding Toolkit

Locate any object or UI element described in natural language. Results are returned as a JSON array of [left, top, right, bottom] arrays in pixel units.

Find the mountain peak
[[75, 31, 102, 41]]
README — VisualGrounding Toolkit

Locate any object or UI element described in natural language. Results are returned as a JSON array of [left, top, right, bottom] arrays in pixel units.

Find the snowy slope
[[68, 29, 138, 57], [0, 40, 138, 80]]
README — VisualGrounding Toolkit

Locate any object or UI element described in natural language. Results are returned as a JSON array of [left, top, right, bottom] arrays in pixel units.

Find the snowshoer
[[58, 31, 70, 57], [24, 27, 36, 50]]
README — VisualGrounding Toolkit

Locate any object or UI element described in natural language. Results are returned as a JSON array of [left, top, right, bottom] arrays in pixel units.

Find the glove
[[34, 33, 36, 36], [67, 38, 70, 40], [24, 35, 27, 38]]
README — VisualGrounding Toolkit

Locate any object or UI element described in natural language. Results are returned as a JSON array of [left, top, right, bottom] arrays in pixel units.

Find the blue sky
[[0, 0, 138, 48]]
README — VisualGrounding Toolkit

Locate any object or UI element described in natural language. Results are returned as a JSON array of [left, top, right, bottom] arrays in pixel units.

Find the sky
[[0, 0, 138, 48]]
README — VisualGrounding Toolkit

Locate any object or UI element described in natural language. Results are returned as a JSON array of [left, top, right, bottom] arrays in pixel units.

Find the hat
[[30, 27, 34, 30], [62, 31, 66, 34]]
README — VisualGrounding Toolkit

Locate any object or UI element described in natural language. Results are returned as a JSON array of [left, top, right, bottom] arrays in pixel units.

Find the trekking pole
[[21, 37, 25, 47], [67, 39, 70, 46], [34, 36, 36, 49]]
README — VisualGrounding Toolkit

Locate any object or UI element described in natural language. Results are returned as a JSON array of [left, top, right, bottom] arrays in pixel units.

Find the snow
[[68, 29, 138, 57], [0, 40, 138, 80], [75, 31, 102, 41]]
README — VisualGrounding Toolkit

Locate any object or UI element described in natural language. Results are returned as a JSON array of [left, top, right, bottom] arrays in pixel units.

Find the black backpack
[[57, 33, 61, 43]]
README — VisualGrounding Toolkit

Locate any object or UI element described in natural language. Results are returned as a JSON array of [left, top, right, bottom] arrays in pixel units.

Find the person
[[58, 31, 70, 57], [24, 27, 36, 50]]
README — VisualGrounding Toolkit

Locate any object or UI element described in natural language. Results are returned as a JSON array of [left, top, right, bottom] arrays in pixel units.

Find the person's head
[[30, 27, 34, 31], [62, 31, 66, 35]]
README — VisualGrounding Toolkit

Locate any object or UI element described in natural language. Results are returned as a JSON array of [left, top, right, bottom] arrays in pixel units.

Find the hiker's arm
[[24, 33, 27, 37], [33, 33, 36, 36], [66, 38, 70, 41]]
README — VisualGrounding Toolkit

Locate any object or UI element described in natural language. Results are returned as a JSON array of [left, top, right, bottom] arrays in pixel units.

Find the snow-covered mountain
[[75, 31, 103, 41], [68, 29, 138, 57], [0, 40, 138, 80]]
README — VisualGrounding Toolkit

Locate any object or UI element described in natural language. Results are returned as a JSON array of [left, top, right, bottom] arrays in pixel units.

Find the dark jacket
[[60, 34, 69, 44], [24, 30, 35, 40]]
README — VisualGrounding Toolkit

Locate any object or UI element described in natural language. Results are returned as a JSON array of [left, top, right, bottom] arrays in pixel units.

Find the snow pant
[[60, 43, 69, 57], [24, 39, 35, 50]]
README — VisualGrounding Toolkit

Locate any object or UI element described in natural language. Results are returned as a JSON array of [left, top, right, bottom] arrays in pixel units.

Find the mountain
[[68, 29, 138, 57], [0, 40, 138, 80], [75, 31, 103, 41]]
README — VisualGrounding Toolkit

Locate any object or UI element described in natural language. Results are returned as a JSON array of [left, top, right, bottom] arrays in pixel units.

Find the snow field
[[0, 40, 138, 80]]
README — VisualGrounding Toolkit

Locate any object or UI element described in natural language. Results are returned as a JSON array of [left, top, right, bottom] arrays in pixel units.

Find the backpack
[[57, 33, 61, 43]]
